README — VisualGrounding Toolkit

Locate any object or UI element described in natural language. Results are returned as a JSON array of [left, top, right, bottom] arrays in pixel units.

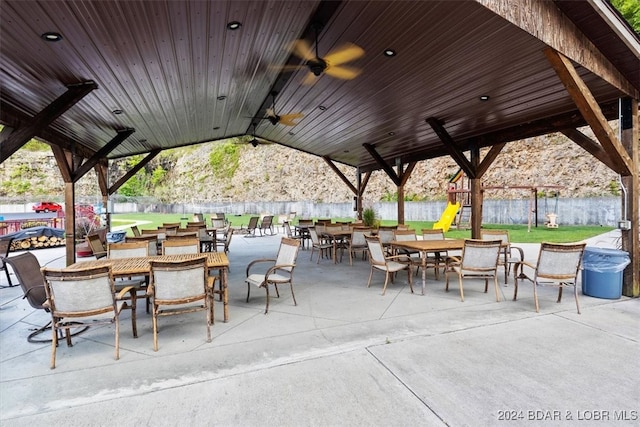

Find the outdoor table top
[[389, 239, 465, 252]]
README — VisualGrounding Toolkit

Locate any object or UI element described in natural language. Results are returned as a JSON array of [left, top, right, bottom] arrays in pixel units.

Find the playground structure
[[441, 169, 563, 231]]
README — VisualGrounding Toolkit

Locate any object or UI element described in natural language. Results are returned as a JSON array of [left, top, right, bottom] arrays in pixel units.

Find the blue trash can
[[581, 247, 630, 299]]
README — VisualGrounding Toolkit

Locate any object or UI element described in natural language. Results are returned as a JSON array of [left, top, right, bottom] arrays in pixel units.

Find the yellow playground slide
[[433, 201, 460, 232]]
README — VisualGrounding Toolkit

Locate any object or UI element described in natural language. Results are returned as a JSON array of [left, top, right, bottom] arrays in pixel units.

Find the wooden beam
[[426, 117, 475, 178], [0, 81, 97, 163], [561, 128, 619, 172], [399, 161, 417, 187], [363, 143, 401, 186], [72, 128, 134, 182], [545, 48, 634, 175], [479, 0, 637, 96], [476, 143, 505, 178], [323, 156, 357, 194], [470, 145, 483, 238], [50, 145, 73, 183], [64, 182, 76, 266], [109, 149, 161, 195], [95, 161, 109, 197]]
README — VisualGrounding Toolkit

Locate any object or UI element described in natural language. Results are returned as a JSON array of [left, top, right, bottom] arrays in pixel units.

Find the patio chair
[[481, 229, 525, 284], [41, 264, 136, 368], [211, 218, 226, 229], [275, 214, 289, 233], [162, 238, 200, 255], [445, 239, 502, 302], [421, 228, 449, 279], [259, 215, 275, 236], [109, 240, 150, 329], [348, 227, 371, 265], [242, 216, 259, 237], [148, 257, 213, 351], [309, 227, 333, 264], [365, 235, 414, 296], [513, 242, 586, 314], [86, 232, 107, 259], [1, 237, 14, 287], [376, 228, 395, 255], [284, 222, 304, 247], [4, 252, 88, 343], [245, 237, 301, 314], [216, 227, 234, 253], [130, 225, 141, 237], [392, 229, 422, 272]]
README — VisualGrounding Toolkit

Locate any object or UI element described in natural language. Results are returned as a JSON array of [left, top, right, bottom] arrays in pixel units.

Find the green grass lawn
[[110, 213, 613, 244]]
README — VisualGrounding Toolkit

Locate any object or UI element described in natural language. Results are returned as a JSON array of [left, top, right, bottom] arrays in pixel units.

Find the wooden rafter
[[426, 117, 475, 178], [560, 128, 619, 171], [0, 81, 97, 163], [545, 48, 634, 175], [72, 128, 135, 182], [109, 149, 161, 195], [323, 156, 357, 194], [363, 143, 401, 186]]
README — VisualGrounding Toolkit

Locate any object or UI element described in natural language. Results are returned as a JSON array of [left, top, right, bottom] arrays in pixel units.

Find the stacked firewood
[[9, 235, 65, 251]]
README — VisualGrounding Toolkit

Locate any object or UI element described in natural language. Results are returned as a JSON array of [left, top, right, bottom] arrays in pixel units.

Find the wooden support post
[[470, 145, 482, 238], [64, 182, 76, 266], [619, 97, 639, 297]]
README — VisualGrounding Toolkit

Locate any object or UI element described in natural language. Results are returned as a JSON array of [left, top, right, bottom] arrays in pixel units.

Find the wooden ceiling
[[1, 0, 638, 172]]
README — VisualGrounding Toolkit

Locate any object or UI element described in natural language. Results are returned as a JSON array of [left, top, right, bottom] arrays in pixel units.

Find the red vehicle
[[32, 202, 63, 213]]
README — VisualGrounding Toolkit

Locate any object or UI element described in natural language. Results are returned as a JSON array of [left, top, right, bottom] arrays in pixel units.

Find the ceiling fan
[[239, 123, 271, 147], [280, 23, 365, 85], [257, 91, 304, 126]]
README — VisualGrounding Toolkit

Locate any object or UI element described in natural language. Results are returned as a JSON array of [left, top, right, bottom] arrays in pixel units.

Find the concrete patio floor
[[1, 230, 638, 426]]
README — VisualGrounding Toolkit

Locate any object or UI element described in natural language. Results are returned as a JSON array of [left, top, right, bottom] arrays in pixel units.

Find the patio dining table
[[65, 252, 231, 322], [390, 239, 465, 295]]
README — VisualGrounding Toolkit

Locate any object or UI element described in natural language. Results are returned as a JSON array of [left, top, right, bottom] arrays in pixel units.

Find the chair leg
[[264, 285, 270, 314], [573, 285, 581, 314], [50, 323, 58, 369], [152, 306, 159, 352], [114, 314, 120, 361], [382, 272, 390, 295], [130, 290, 138, 338], [367, 269, 374, 288], [407, 268, 414, 294], [290, 283, 297, 306], [206, 297, 212, 342], [533, 282, 540, 313], [493, 277, 500, 302], [458, 275, 464, 301], [246, 282, 251, 303], [557, 285, 564, 303]]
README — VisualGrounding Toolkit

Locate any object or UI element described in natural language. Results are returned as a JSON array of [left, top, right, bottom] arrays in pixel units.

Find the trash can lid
[[584, 246, 629, 257]]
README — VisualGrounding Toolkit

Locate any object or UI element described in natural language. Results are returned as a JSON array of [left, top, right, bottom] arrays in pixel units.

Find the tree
[[611, 0, 640, 32]]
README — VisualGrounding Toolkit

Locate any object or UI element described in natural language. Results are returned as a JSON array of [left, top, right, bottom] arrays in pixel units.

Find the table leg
[[421, 251, 427, 295], [333, 239, 337, 264], [221, 267, 229, 322]]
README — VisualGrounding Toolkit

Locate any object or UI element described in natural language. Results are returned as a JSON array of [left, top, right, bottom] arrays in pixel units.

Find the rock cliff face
[[0, 131, 621, 203]]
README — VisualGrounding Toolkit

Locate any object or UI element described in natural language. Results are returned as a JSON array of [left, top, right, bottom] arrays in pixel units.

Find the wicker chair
[[148, 257, 214, 351], [365, 235, 413, 295], [445, 239, 502, 302], [481, 229, 525, 284], [514, 242, 586, 313], [162, 238, 200, 255], [245, 237, 301, 314], [0, 237, 14, 287], [41, 264, 136, 368]]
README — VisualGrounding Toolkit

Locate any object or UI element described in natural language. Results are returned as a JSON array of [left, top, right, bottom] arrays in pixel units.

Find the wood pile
[[10, 235, 65, 251]]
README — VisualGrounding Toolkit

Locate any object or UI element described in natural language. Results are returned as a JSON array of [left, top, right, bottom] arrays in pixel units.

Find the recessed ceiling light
[[227, 21, 241, 30], [479, 95, 490, 101], [112, 109, 123, 115], [213, 126, 220, 130], [343, 150, 349, 153], [318, 105, 327, 111], [41, 32, 63, 42], [288, 132, 295, 136], [383, 49, 396, 57], [388, 131, 395, 136], [217, 95, 227, 101], [139, 139, 147, 143]]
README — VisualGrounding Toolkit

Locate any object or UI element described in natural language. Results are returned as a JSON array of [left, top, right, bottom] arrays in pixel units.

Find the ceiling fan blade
[[301, 72, 318, 86], [324, 65, 361, 80], [279, 113, 304, 126], [268, 64, 305, 72], [289, 39, 315, 61], [323, 43, 365, 66]]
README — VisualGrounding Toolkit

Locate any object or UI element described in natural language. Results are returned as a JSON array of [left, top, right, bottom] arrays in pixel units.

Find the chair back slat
[[108, 241, 149, 258], [536, 243, 586, 279], [152, 262, 206, 300], [162, 238, 200, 255], [481, 230, 509, 245], [461, 239, 501, 270], [275, 238, 301, 272], [422, 229, 445, 241], [365, 236, 386, 265], [377, 229, 395, 244], [393, 230, 416, 241], [351, 228, 371, 246], [43, 267, 114, 313]]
